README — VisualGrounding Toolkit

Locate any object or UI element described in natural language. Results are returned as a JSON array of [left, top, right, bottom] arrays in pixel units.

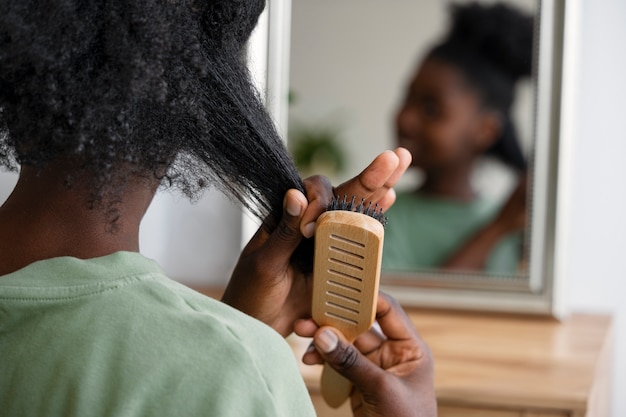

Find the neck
[[0, 164, 157, 276], [418, 164, 476, 201]]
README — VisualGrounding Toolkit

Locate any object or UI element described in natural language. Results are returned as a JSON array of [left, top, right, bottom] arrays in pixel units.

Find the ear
[[473, 110, 502, 152]]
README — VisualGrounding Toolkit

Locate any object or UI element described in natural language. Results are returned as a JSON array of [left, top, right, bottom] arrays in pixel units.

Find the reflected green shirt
[[382, 192, 521, 275], [0, 252, 315, 417]]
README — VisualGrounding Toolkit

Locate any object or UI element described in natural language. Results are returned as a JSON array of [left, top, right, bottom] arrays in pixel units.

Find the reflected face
[[395, 57, 489, 173]]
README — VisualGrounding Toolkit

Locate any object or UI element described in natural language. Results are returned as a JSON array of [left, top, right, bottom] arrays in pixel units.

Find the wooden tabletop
[[406, 310, 612, 412]]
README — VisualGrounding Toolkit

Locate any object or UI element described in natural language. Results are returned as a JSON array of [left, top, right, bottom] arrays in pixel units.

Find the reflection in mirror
[[289, 0, 536, 281]]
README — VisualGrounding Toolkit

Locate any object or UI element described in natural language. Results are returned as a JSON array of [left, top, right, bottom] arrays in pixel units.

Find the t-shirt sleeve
[[146, 293, 317, 417]]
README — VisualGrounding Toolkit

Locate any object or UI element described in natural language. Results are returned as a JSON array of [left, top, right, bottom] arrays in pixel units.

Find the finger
[[298, 149, 411, 238], [333, 148, 409, 213], [302, 342, 324, 365], [386, 147, 412, 187], [372, 187, 397, 214], [260, 189, 309, 261], [353, 323, 387, 355], [239, 187, 310, 256], [361, 147, 412, 208], [293, 320, 325, 364], [293, 318, 319, 338], [300, 175, 334, 238], [239, 222, 270, 257], [335, 150, 400, 204], [314, 327, 385, 392], [374, 292, 421, 341]]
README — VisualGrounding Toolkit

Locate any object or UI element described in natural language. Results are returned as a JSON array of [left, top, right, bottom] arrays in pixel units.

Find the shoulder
[[5, 253, 315, 416], [134, 281, 315, 416]]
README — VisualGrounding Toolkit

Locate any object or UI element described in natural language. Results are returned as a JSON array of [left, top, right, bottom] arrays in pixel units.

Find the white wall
[[139, 189, 241, 286], [0, 170, 17, 204], [562, 0, 626, 415]]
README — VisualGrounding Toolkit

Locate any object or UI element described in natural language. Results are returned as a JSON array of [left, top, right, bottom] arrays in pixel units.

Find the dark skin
[[396, 57, 502, 201], [295, 293, 437, 417], [223, 149, 412, 337], [0, 163, 156, 276], [396, 57, 527, 270], [0, 147, 436, 417], [442, 175, 527, 269]]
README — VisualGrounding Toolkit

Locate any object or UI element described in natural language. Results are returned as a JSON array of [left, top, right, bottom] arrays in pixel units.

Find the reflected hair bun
[[426, 2, 534, 171], [447, 2, 535, 81]]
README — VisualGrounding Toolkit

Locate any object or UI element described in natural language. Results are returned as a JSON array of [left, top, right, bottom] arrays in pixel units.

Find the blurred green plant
[[287, 89, 347, 177], [289, 126, 346, 177]]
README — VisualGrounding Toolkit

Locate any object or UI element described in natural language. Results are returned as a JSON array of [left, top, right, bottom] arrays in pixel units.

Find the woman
[[383, 2, 533, 274], [0, 1, 435, 416]]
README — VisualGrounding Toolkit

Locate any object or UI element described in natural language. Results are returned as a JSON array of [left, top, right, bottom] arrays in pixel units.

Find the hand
[[221, 148, 412, 337], [441, 174, 528, 270], [494, 174, 528, 234], [299, 148, 412, 239], [294, 293, 437, 417], [222, 188, 311, 336]]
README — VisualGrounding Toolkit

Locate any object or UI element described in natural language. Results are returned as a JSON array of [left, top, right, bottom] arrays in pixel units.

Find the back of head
[[0, 0, 302, 224], [428, 2, 534, 171]]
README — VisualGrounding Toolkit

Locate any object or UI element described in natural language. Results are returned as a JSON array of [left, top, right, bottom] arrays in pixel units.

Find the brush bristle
[[327, 195, 388, 227]]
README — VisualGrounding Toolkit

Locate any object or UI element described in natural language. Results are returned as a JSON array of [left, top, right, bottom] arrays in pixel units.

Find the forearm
[[440, 221, 510, 271]]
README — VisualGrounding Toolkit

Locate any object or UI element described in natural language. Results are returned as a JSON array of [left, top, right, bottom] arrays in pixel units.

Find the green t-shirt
[[0, 252, 316, 417], [382, 192, 521, 275]]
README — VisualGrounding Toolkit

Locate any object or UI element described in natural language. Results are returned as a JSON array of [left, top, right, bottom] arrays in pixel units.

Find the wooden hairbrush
[[312, 195, 386, 408]]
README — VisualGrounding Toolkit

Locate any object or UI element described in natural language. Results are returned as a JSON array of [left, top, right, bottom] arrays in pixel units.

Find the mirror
[[287, 0, 566, 315]]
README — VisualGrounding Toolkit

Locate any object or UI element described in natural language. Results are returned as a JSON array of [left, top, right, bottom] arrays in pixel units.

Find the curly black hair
[[427, 2, 535, 171], [0, 0, 303, 225]]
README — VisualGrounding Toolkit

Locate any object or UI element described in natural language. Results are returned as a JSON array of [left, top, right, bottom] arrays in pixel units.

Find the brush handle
[[321, 363, 353, 408], [312, 209, 384, 408]]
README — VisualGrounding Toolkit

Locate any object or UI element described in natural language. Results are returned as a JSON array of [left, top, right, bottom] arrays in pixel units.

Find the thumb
[[262, 189, 308, 259], [314, 327, 381, 391]]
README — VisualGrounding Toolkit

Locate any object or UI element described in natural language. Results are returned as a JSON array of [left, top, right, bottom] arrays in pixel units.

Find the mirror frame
[[268, 0, 568, 317]]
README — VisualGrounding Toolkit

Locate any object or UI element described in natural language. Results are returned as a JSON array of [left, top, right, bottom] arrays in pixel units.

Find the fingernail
[[303, 222, 316, 238], [306, 342, 316, 354], [316, 329, 338, 353], [286, 198, 302, 217]]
